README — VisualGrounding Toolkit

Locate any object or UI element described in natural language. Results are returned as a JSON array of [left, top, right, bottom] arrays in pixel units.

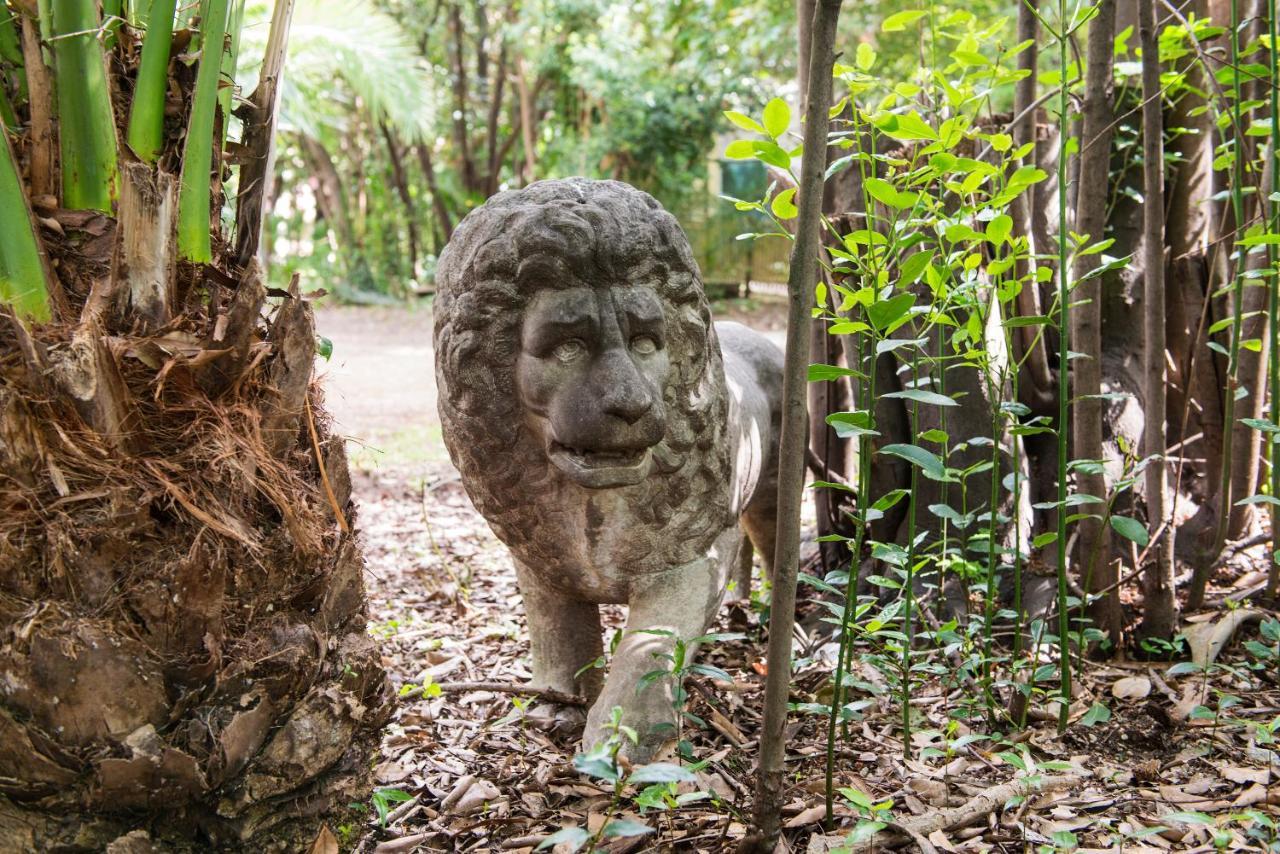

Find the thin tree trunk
[[483, 41, 508, 195], [515, 56, 537, 179], [1138, 0, 1178, 639], [746, 2, 841, 850], [1071, 0, 1122, 644], [449, 2, 476, 195], [1010, 0, 1056, 413], [300, 136, 352, 250], [416, 142, 454, 243], [379, 122, 420, 277]]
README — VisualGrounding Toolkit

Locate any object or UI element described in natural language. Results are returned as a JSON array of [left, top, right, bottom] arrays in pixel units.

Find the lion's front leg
[[583, 527, 738, 761], [514, 560, 604, 702]]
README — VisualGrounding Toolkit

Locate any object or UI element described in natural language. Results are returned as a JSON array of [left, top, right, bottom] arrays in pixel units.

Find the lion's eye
[[553, 339, 586, 362], [631, 335, 658, 355]]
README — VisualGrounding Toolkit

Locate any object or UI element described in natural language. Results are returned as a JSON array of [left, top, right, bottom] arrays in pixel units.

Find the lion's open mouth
[[548, 442, 653, 487]]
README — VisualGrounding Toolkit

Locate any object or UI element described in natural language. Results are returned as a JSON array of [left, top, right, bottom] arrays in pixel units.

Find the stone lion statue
[[434, 178, 783, 758]]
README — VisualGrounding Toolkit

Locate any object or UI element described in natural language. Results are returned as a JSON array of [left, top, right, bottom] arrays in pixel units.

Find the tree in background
[[261, 0, 794, 299]]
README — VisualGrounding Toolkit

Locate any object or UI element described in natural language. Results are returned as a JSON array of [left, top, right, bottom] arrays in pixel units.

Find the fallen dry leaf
[[1111, 675, 1152, 700], [307, 826, 338, 854]]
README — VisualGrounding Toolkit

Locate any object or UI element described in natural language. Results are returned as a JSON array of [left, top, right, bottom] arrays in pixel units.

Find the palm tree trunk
[[0, 2, 388, 848]]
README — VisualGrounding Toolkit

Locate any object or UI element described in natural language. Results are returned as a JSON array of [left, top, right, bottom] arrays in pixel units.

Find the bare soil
[[313, 303, 1280, 854]]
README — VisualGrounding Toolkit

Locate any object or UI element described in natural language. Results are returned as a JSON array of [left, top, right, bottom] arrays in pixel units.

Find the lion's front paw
[[582, 696, 678, 765]]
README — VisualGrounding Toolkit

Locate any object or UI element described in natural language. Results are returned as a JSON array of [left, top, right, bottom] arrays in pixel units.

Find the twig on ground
[[432, 681, 586, 706], [898, 772, 1088, 837]]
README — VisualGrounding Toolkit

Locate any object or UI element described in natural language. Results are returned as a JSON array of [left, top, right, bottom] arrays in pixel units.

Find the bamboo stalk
[[0, 123, 52, 321], [49, 0, 118, 212], [125, 0, 176, 163], [176, 0, 230, 262]]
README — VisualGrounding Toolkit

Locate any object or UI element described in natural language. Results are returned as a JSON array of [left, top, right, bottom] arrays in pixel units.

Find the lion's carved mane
[[434, 179, 734, 590]]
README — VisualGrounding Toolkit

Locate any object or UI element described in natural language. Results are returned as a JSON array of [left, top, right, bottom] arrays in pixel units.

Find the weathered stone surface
[[434, 178, 784, 758]]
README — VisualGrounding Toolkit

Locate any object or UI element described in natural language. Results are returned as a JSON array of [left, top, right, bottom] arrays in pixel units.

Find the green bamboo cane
[[125, 0, 177, 162], [176, 0, 230, 263], [0, 125, 51, 320], [49, 0, 119, 212]]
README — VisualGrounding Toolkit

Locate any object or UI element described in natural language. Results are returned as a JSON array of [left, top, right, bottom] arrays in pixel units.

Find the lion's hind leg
[[741, 469, 778, 585]]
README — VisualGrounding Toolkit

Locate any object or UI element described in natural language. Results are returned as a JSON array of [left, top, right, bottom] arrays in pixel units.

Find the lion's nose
[[602, 380, 653, 425], [597, 352, 654, 425]]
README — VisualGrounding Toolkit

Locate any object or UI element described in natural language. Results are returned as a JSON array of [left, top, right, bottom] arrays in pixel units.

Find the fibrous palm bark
[[0, 1, 388, 848]]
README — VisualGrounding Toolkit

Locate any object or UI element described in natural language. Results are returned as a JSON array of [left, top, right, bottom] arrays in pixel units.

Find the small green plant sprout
[[1243, 618, 1280, 673], [370, 787, 414, 827], [537, 706, 700, 853], [1162, 808, 1280, 852], [397, 674, 442, 700], [837, 785, 894, 845], [637, 629, 744, 760]]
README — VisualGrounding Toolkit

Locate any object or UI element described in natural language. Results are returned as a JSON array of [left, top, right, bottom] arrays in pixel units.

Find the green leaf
[[877, 110, 937, 140], [809, 363, 861, 382], [573, 750, 620, 782], [629, 763, 697, 784], [1108, 515, 1149, 546], [536, 827, 591, 851], [602, 819, 655, 838], [880, 443, 946, 480], [751, 139, 792, 168], [827, 410, 879, 439], [882, 9, 927, 31], [867, 292, 916, 332], [763, 98, 790, 138], [315, 335, 334, 360], [1162, 811, 1215, 826], [883, 389, 956, 407], [855, 42, 877, 71], [899, 250, 934, 285], [986, 214, 1013, 245], [865, 177, 919, 209], [1080, 702, 1111, 726], [771, 187, 798, 219], [1237, 494, 1280, 507], [724, 139, 755, 159], [724, 110, 765, 134]]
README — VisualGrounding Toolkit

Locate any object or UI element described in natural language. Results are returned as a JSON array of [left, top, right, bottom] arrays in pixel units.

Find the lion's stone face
[[434, 178, 733, 588], [517, 284, 670, 489]]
